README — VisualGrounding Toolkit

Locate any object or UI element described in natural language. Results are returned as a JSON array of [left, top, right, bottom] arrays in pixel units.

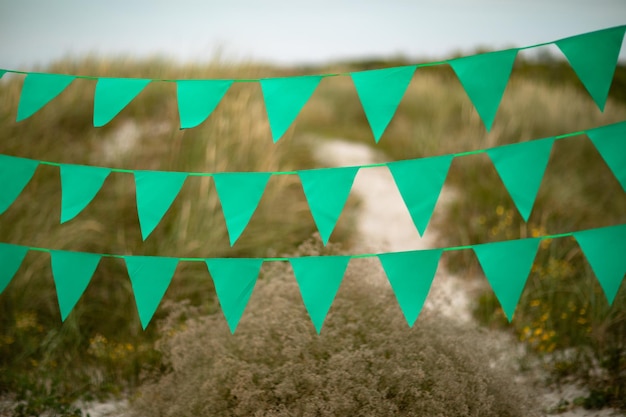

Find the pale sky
[[1, 0, 625, 70]]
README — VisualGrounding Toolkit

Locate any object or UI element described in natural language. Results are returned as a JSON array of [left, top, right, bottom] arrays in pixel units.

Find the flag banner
[[51, 250, 101, 320], [351, 65, 416, 142], [556, 26, 626, 111], [0, 243, 28, 294], [574, 224, 626, 305], [134, 171, 187, 241], [486, 137, 555, 221], [0, 155, 39, 215], [213, 172, 272, 246], [298, 166, 359, 245], [5, 26, 622, 133], [387, 155, 454, 236], [290, 255, 351, 333], [474, 238, 540, 321], [260, 75, 322, 143], [206, 258, 263, 333], [378, 249, 442, 326], [177, 79, 233, 129], [3, 224, 621, 331], [17, 73, 75, 121], [93, 78, 151, 127], [125, 256, 179, 329], [449, 49, 517, 131], [586, 120, 626, 191], [60, 164, 111, 223]]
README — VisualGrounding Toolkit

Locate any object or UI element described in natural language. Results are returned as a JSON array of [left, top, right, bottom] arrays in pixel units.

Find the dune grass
[[0, 57, 356, 415]]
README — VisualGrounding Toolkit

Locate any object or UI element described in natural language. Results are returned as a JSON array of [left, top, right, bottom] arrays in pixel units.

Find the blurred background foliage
[[0, 51, 625, 414]]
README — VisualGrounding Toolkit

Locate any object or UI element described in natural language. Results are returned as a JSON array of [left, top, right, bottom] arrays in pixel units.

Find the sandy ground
[[76, 136, 621, 417]]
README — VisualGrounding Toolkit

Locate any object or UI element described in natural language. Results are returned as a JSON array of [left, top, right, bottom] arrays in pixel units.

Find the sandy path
[[314, 139, 478, 323]]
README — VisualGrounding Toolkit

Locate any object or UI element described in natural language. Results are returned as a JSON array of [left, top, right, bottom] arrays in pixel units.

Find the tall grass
[[0, 57, 352, 414]]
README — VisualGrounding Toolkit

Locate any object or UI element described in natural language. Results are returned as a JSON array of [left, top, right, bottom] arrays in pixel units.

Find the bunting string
[[1, 121, 624, 245], [1, 223, 624, 331], [2, 25, 624, 139], [1, 25, 625, 334]]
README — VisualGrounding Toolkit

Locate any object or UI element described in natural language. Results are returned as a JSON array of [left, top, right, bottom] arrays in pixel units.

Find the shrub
[[131, 236, 535, 417]]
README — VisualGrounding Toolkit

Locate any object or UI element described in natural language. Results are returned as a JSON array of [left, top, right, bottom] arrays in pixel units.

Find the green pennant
[[556, 26, 626, 111], [290, 256, 350, 333], [17, 73, 75, 121], [60, 164, 111, 223], [387, 155, 453, 236], [474, 238, 540, 321], [213, 172, 272, 246], [134, 171, 187, 241], [378, 249, 442, 327], [449, 49, 517, 131], [0, 70, 6, 79], [50, 250, 101, 321], [260, 75, 321, 143], [0, 155, 38, 215], [125, 256, 178, 329], [177, 80, 233, 129], [298, 166, 359, 245], [586, 121, 626, 191], [575, 224, 626, 305], [0, 243, 28, 294], [205, 258, 263, 333], [351, 65, 416, 143], [94, 78, 151, 127], [486, 137, 555, 221]]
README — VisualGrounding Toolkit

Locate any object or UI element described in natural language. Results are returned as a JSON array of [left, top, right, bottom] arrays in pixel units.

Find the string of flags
[[1, 25, 624, 142], [0, 224, 624, 332], [1, 121, 624, 246], [1, 25, 625, 332]]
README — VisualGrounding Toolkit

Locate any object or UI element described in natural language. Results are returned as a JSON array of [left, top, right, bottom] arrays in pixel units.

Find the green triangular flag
[[449, 49, 517, 131], [50, 250, 101, 321], [125, 256, 178, 329], [298, 166, 359, 245], [290, 255, 350, 333], [486, 137, 555, 221], [387, 155, 453, 236], [378, 249, 442, 327], [556, 26, 626, 111], [177, 79, 233, 129], [0, 243, 28, 293], [17, 73, 75, 121], [206, 258, 263, 333], [586, 121, 626, 191], [260, 75, 321, 143], [575, 224, 626, 305], [474, 238, 540, 321], [0, 70, 6, 79], [351, 65, 416, 143], [213, 172, 271, 246], [94, 78, 151, 127], [60, 164, 111, 223], [134, 171, 187, 240], [0, 155, 39, 215]]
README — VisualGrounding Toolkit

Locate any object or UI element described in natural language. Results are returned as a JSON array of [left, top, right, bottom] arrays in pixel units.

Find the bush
[[131, 236, 535, 417]]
